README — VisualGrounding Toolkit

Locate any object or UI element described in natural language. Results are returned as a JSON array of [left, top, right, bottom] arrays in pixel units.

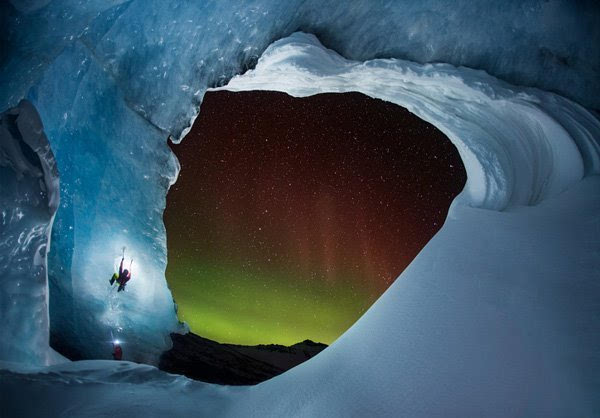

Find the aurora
[[165, 90, 465, 345]]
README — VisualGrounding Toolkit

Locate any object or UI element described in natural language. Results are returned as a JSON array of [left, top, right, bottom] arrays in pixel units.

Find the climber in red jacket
[[112, 341, 123, 360]]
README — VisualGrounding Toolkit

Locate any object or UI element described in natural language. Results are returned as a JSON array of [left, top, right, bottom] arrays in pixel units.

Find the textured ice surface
[[219, 33, 600, 210], [0, 0, 599, 415], [0, 100, 60, 365], [2, 30, 600, 416], [2, 0, 599, 138], [1, 0, 598, 363], [34, 40, 186, 363], [7, 0, 52, 14], [0, 359, 230, 417], [21, 38, 187, 364]]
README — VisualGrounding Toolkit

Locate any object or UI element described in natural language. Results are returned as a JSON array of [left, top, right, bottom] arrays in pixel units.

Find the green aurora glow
[[168, 254, 373, 346]]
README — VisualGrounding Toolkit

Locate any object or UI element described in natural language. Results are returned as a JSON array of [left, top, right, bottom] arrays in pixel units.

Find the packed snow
[[0, 0, 599, 416]]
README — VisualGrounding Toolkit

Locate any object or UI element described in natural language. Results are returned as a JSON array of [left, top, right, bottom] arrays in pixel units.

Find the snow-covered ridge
[[219, 33, 600, 211]]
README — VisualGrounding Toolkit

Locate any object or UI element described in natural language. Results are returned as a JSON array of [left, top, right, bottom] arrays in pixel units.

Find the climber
[[110, 250, 133, 292], [112, 340, 123, 361]]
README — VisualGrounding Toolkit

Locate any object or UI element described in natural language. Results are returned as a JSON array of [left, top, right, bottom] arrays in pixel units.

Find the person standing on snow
[[112, 341, 123, 360]]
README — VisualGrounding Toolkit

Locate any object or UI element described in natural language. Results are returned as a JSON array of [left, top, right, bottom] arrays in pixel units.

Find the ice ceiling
[[0, 0, 599, 416]]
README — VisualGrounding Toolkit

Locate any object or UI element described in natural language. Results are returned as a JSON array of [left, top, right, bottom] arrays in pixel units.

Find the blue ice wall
[[2, 1, 599, 131], [0, 100, 59, 365], [26, 41, 183, 363], [1, 0, 598, 362]]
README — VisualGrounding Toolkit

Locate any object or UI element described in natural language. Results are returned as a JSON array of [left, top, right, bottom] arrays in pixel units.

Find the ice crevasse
[[0, 1, 599, 416]]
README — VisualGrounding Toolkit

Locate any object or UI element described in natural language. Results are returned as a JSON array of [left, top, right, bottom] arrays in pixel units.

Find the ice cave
[[1, 0, 599, 416]]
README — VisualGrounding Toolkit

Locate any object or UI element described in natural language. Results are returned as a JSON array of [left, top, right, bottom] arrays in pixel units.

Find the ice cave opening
[[163, 89, 467, 351], [1, 0, 599, 413]]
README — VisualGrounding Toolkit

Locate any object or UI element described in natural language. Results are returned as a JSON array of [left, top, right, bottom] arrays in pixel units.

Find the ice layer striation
[[0, 100, 61, 366]]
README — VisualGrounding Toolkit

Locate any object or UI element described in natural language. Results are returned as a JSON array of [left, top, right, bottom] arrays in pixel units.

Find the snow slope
[[227, 175, 600, 417]]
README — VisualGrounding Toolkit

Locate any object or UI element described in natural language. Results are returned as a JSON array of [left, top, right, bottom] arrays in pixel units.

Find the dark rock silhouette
[[159, 333, 327, 385]]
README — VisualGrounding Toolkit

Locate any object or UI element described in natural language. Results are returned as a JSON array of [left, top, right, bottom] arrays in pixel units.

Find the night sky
[[165, 91, 466, 346]]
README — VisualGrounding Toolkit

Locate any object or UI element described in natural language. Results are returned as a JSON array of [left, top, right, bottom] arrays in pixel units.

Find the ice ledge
[[218, 32, 600, 211]]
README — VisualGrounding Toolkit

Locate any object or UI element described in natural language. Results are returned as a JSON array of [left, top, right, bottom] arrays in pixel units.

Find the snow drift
[[0, 0, 599, 416]]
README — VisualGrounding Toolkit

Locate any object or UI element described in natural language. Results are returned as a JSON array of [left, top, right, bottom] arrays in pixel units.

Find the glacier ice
[[0, 100, 61, 365], [0, 0, 598, 364], [7, 0, 51, 14], [0, 0, 599, 416], [32, 41, 186, 363], [2, 0, 599, 138], [218, 32, 600, 211]]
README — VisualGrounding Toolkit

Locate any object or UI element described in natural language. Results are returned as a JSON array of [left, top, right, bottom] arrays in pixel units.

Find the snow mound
[[0, 359, 230, 417]]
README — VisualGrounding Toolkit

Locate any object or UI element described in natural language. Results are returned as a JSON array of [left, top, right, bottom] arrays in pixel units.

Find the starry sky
[[164, 91, 466, 346]]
